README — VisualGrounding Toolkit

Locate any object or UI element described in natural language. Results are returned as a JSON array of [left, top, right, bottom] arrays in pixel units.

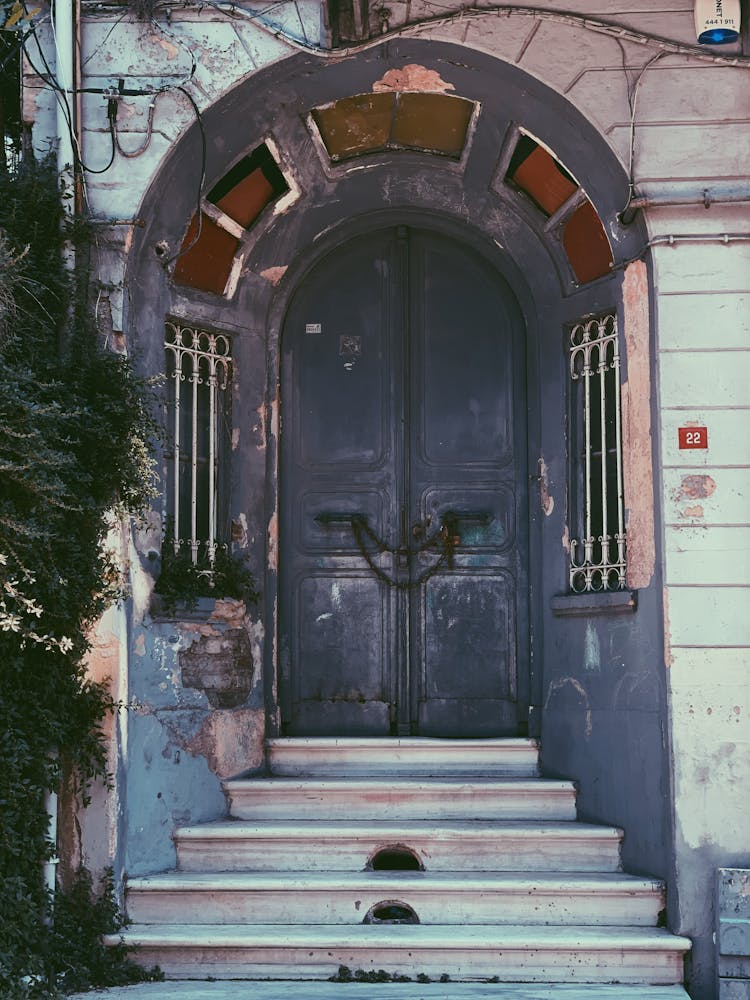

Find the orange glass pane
[[215, 168, 275, 228], [391, 93, 474, 157], [173, 214, 239, 296], [208, 146, 288, 228], [511, 145, 578, 217], [562, 201, 614, 284], [312, 93, 395, 160]]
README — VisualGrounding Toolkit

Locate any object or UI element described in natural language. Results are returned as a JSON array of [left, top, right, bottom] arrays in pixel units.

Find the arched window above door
[[501, 128, 614, 285], [173, 141, 294, 296], [310, 92, 477, 161]]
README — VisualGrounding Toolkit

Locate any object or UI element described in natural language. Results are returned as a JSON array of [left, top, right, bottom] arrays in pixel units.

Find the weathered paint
[[682, 504, 705, 519], [677, 475, 717, 501], [232, 513, 249, 547], [537, 457, 554, 517], [23, 4, 748, 993], [621, 260, 654, 592], [373, 64, 455, 93], [185, 708, 265, 779], [544, 678, 592, 741], [260, 266, 288, 285], [662, 586, 673, 669]]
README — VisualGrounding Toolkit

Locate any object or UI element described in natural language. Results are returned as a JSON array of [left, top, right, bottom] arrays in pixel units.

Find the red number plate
[[678, 426, 708, 449]]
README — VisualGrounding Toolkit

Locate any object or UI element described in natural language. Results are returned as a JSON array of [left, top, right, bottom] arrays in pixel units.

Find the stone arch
[[125, 37, 649, 738]]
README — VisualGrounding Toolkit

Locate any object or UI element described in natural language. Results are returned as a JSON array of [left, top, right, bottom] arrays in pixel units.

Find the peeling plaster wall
[[58, 600, 129, 888], [124, 595, 266, 876], [622, 260, 656, 591]]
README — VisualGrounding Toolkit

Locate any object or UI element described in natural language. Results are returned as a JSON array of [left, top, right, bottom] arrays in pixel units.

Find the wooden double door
[[279, 226, 528, 736]]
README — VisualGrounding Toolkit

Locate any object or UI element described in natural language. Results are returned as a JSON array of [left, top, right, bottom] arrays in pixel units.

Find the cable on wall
[[78, 0, 750, 65], [162, 85, 207, 267]]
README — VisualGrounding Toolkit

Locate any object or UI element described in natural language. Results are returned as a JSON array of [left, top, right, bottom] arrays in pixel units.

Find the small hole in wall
[[363, 901, 420, 924], [368, 846, 423, 871]]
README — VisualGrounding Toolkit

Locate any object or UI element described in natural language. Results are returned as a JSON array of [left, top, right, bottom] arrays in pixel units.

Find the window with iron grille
[[568, 312, 626, 593], [164, 321, 232, 566]]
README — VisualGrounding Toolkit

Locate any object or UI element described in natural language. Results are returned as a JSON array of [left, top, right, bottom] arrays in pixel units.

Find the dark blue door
[[280, 226, 528, 736]]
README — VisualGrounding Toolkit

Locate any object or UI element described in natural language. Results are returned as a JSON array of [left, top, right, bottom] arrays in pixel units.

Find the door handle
[[440, 510, 493, 527], [315, 512, 367, 527], [440, 510, 493, 544]]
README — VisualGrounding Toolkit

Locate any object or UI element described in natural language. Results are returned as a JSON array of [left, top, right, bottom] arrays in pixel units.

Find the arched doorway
[[279, 224, 528, 736]]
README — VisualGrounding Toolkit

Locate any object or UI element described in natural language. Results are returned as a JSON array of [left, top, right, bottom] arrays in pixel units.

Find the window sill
[[551, 590, 637, 617], [150, 594, 217, 621]]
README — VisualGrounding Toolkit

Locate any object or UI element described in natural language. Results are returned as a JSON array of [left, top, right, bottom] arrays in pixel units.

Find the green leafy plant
[[0, 158, 157, 996], [154, 539, 259, 613], [49, 869, 163, 994]]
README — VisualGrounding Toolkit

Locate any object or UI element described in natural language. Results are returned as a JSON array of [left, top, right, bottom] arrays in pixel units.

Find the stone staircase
[[120, 738, 690, 994]]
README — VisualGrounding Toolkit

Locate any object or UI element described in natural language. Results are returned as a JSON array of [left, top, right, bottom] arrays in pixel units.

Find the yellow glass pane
[[312, 93, 395, 160], [390, 93, 474, 157]]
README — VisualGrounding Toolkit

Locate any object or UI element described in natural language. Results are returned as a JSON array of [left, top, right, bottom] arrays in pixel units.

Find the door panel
[[408, 231, 526, 735], [280, 230, 399, 735], [280, 226, 527, 736], [417, 242, 514, 467]]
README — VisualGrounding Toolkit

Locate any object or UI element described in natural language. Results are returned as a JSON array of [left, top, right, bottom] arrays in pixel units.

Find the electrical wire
[[113, 95, 157, 157], [84, 98, 118, 172], [620, 51, 665, 221], [19, 38, 97, 176], [19, 0, 750, 195], [0, 20, 46, 75], [19, 0, 199, 185], [81, 5, 132, 67], [83, 0, 323, 50], [163, 85, 206, 266], [78, 0, 750, 64], [147, 10, 197, 82]]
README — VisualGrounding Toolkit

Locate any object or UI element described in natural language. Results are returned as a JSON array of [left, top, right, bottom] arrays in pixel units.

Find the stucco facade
[[25, 2, 750, 997]]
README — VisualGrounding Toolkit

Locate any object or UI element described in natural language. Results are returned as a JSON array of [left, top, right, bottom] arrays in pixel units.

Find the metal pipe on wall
[[53, 0, 75, 195], [42, 784, 59, 920]]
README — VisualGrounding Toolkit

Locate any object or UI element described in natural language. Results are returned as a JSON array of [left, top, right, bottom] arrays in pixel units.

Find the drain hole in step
[[363, 900, 420, 924], [368, 846, 424, 871]]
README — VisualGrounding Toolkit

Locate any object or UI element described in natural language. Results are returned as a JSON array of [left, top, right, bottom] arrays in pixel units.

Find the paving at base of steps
[[69, 982, 690, 999]]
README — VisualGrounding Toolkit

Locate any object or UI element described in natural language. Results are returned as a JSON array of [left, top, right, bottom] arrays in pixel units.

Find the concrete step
[[174, 820, 622, 873], [126, 870, 664, 926], [69, 983, 693, 1000], [266, 738, 540, 778], [225, 777, 577, 822], [117, 923, 690, 983]]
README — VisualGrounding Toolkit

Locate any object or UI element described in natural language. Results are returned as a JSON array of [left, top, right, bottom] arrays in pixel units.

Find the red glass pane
[[562, 201, 614, 284], [173, 214, 239, 295], [512, 145, 578, 217], [215, 168, 275, 228]]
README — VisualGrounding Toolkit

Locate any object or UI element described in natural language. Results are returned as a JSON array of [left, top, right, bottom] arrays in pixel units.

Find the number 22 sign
[[678, 426, 708, 449]]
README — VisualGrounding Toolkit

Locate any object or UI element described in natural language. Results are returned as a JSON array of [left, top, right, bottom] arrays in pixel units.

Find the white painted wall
[[650, 204, 750, 992]]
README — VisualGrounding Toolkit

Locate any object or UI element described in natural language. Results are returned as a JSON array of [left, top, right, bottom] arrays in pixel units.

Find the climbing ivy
[[0, 159, 158, 996]]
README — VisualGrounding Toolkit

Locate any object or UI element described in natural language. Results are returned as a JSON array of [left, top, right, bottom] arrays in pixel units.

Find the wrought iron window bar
[[164, 321, 232, 567], [569, 312, 626, 593]]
